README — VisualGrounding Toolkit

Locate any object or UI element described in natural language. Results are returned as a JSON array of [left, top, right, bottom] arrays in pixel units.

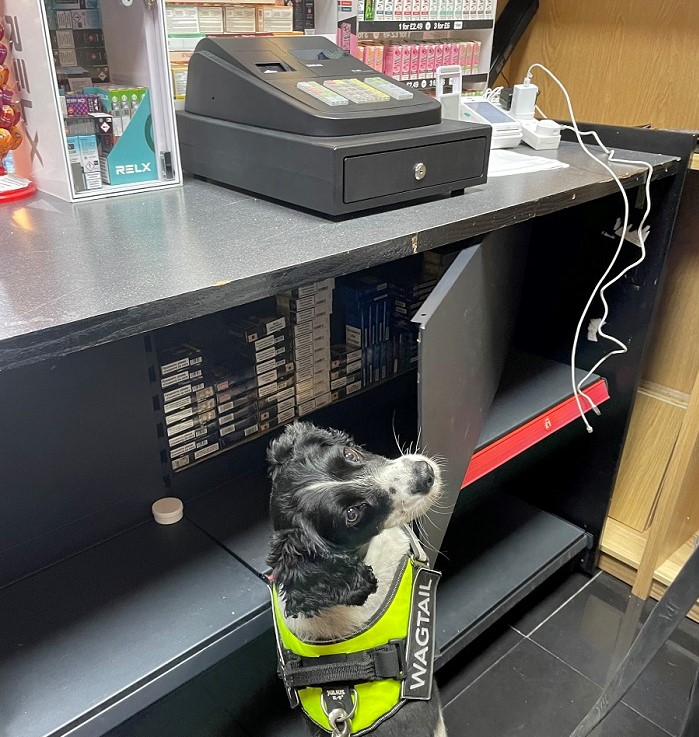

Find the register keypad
[[363, 77, 414, 100], [297, 78, 408, 106], [323, 79, 390, 103], [296, 81, 349, 106]]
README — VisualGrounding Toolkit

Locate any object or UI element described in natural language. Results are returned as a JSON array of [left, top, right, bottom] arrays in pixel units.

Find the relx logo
[[402, 566, 441, 700], [115, 163, 152, 175], [4, 15, 42, 165]]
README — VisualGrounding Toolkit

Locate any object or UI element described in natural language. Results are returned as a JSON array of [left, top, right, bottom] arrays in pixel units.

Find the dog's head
[[266, 421, 442, 618]]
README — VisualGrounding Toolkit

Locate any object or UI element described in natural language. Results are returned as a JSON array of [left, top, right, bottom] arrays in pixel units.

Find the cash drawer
[[343, 137, 488, 204]]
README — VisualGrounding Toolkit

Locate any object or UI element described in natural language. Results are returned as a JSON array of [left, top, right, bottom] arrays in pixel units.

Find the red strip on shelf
[[462, 378, 610, 488]]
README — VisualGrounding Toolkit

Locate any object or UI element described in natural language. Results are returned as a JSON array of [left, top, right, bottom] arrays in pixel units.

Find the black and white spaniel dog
[[266, 421, 446, 737]]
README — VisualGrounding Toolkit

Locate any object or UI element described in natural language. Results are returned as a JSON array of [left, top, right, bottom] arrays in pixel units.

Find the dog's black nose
[[412, 460, 435, 494]]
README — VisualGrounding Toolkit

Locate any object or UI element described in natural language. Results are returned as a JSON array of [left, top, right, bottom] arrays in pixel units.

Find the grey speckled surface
[[0, 143, 678, 370]]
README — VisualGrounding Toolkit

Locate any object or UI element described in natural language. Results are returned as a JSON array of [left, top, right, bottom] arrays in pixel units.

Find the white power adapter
[[521, 118, 562, 150], [509, 82, 538, 120]]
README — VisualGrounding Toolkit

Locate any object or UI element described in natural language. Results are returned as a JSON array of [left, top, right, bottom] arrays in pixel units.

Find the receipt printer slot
[[256, 62, 292, 74]]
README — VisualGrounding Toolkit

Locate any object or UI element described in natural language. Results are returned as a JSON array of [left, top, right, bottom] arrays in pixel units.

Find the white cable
[[570, 135, 654, 404], [524, 63, 653, 432], [483, 86, 503, 103], [556, 128, 653, 409]]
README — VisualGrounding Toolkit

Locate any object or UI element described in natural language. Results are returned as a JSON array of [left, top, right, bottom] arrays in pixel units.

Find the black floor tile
[[530, 572, 699, 736], [444, 637, 668, 737], [506, 567, 593, 636], [436, 621, 522, 705]]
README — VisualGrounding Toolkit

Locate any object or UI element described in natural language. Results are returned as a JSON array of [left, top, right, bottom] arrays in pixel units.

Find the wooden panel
[[600, 518, 699, 623], [600, 517, 647, 568], [656, 533, 699, 589], [501, 1, 699, 131], [643, 172, 699, 393], [608, 391, 684, 531], [663, 411, 699, 562], [634, 368, 699, 597]]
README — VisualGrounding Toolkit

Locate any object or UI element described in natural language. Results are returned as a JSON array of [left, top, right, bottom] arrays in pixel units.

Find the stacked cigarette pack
[[225, 311, 297, 434], [276, 278, 335, 417], [422, 247, 460, 279], [160, 310, 298, 472], [158, 343, 221, 472], [334, 273, 392, 389], [329, 344, 364, 401]]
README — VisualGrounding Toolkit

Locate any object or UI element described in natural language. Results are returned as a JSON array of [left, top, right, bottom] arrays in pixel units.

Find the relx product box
[[9, 0, 182, 201]]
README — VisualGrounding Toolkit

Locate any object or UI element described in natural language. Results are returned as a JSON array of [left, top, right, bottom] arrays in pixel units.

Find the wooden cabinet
[[600, 163, 699, 621]]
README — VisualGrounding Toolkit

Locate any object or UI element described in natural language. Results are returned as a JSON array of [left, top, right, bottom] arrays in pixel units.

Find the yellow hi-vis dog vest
[[271, 552, 440, 736]]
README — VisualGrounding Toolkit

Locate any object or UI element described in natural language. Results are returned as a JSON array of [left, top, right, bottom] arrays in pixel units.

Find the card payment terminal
[[177, 36, 491, 216]]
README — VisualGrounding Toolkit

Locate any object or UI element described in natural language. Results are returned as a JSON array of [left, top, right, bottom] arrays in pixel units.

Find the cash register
[[177, 36, 491, 216]]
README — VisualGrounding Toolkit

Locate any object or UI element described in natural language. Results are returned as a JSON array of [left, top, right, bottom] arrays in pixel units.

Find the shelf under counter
[[185, 351, 607, 578], [0, 518, 271, 737], [462, 351, 609, 488], [1, 349, 604, 737], [184, 351, 596, 669], [435, 492, 588, 667]]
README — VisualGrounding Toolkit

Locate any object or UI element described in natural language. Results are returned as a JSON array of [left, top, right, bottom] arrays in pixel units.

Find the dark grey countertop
[[0, 143, 679, 371]]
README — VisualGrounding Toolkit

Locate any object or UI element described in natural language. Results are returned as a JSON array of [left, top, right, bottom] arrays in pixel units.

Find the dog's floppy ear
[[267, 421, 314, 477], [267, 422, 352, 477], [267, 426, 298, 472], [267, 522, 377, 618]]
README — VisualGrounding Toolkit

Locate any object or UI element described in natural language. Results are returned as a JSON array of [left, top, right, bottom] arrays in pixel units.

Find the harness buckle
[[374, 639, 407, 680]]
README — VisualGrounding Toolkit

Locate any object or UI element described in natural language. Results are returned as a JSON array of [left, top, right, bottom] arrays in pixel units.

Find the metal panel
[[413, 223, 530, 565]]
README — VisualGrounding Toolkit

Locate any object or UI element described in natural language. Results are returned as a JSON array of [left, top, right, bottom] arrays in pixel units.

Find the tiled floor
[[106, 569, 699, 737], [437, 570, 699, 737]]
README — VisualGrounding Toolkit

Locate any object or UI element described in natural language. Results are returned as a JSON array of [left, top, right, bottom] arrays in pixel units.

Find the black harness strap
[[280, 640, 406, 690]]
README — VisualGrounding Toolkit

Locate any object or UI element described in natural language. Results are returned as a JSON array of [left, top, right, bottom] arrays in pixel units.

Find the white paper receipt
[[487, 149, 570, 178]]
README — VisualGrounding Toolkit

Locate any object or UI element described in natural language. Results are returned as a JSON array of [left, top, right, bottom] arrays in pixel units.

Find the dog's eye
[[345, 506, 362, 525], [343, 446, 361, 463]]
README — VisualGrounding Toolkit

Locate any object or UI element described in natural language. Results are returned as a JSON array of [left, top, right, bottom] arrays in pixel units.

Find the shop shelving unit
[[0, 127, 693, 737]]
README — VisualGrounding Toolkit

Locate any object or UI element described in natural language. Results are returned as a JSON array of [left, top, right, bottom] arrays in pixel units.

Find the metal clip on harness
[[322, 689, 357, 737]]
